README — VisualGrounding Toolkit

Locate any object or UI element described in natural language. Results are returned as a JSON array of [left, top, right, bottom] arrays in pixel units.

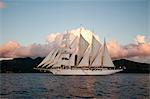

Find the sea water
[[0, 73, 149, 99]]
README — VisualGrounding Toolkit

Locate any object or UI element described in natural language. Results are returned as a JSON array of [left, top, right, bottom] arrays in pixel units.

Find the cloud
[[0, 41, 59, 58], [107, 40, 127, 59], [0, 28, 150, 63], [107, 35, 150, 63], [108, 41, 150, 59], [46, 33, 60, 43], [0, 41, 21, 58], [134, 35, 146, 44], [0, 1, 5, 9]]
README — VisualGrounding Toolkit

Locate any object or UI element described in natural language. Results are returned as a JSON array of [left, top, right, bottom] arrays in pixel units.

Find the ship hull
[[48, 69, 123, 75]]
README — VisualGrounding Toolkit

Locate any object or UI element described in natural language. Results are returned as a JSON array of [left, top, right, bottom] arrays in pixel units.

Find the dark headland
[[0, 57, 149, 73]]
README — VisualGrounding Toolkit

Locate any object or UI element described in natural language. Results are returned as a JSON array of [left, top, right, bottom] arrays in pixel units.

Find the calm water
[[0, 73, 149, 99]]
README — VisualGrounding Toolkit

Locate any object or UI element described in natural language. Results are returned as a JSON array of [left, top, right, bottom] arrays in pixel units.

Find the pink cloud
[[46, 33, 59, 43], [0, 41, 21, 57], [107, 40, 127, 59], [107, 35, 150, 61], [0, 1, 5, 9], [0, 41, 59, 58], [0, 30, 150, 63]]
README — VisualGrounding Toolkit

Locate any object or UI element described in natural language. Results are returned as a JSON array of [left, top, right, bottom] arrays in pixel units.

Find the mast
[[101, 38, 105, 68], [69, 53, 75, 66]]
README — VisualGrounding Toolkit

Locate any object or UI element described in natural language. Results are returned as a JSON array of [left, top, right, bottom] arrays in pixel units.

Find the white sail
[[78, 47, 90, 67], [70, 36, 77, 48], [102, 41, 115, 68], [91, 41, 114, 68], [48, 50, 75, 68], [69, 36, 78, 53], [61, 53, 70, 60], [42, 49, 59, 67], [45, 60, 56, 68], [46, 34, 75, 68], [37, 48, 56, 67], [77, 34, 89, 65], [46, 51, 62, 68], [90, 35, 102, 65], [69, 53, 75, 66], [91, 47, 103, 67], [61, 60, 69, 66], [52, 55, 63, 68]]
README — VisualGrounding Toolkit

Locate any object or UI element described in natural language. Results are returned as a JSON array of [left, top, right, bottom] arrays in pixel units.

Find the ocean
[[0, 73, 149, 99]]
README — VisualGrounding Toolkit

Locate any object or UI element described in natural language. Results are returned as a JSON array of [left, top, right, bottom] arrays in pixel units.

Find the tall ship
[[35, 27, 122, 75]]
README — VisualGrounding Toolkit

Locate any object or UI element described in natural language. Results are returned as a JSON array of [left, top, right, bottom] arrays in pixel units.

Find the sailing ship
[[35, 27, 122, 75]]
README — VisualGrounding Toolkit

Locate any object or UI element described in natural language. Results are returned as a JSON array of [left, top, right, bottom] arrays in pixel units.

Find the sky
[[1, 0, 149, 45], [0, 0, 150, 63]]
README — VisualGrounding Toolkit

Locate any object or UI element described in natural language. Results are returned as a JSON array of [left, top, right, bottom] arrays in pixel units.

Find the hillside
[[0, 57, 43, 73], [114, 59, 150, 73], [0, 57, 149, 73]]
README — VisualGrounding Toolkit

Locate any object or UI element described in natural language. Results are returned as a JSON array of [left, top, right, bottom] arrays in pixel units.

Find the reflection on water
[[0, 73, 149, 99]]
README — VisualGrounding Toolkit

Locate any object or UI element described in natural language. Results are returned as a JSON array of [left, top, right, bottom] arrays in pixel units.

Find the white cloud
[[134, 35, 146, 44]]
